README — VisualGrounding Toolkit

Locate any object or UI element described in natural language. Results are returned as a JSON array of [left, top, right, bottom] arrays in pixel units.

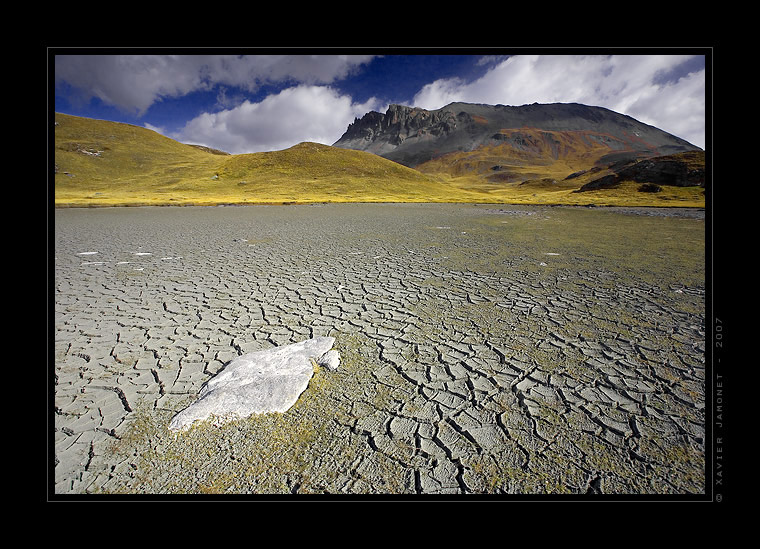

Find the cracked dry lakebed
[[52, 203, 706, 496]]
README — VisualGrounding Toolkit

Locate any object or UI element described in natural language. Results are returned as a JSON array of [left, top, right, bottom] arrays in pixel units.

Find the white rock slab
[[318, 350, 340, 371], [169, 336, 336, 432]]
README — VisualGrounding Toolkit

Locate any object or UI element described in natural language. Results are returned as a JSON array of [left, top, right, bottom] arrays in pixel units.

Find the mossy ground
[[90, 205, 704, 496], [100, 330, 413, 495]]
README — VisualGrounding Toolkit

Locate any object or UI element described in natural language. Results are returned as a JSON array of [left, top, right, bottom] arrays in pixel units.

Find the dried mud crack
[[53, 203, 705, 495]]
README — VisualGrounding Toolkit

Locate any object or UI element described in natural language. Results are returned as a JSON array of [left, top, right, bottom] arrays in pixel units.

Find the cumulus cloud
[[412, 54, 706, 148], [55, 54, 375, 116], [174, 85, 380, 154], [143, 122, 167, 135], [55, 55, 209, 116]]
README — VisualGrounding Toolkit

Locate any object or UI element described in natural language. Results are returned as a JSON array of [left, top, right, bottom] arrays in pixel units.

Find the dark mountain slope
[[333, 102, 701, 177]]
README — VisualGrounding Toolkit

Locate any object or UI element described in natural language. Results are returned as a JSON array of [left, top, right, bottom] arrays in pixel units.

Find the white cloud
[[55, 54, 375, 116], [412, 54, 705, 148], [56, 55, 210, 116], [143, 122, 167, 135], [618, 68, 706, 150], [174, 85, 380, 154]]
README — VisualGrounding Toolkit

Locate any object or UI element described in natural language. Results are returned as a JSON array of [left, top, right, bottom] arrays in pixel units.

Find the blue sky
[[53, 51, 707, 154]]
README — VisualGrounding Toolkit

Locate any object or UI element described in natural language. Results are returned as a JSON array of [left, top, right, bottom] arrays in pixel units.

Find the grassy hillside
[[54, 113, 484, 206], [213, 142, 479, 204], [55, 113, 226, 206], [415, 128, 705, 208], [53, 113, 705, 208], [416, 128, 614, 181]]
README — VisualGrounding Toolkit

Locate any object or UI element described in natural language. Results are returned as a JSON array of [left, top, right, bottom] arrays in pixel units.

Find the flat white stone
[[318, 350, 340, 371], [168, 336, 336, 432]]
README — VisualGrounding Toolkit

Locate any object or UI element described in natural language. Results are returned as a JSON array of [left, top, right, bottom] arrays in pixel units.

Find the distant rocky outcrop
[[335, 104, 461, 161], [576, 151, 705, 192]]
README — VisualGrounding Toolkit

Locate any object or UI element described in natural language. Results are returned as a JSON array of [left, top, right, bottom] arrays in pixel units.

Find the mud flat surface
[[52, 203, 706, 496]]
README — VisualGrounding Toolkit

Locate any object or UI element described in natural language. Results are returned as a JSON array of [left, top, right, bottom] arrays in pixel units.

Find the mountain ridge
[[333, 101, 701, 180], [53, 111, 705, 208], [53, 113, 476, 207]]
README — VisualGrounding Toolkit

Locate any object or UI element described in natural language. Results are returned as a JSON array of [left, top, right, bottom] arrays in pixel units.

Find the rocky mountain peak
[[334, 101, 701, 170], [339, 104, 461, 153]]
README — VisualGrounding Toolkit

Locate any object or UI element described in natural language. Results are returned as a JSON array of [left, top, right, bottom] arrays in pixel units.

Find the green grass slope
[[54, 113, 481, 206], [415, 128, 705, 208], [213, 142, 477, 204], [54, 113, 224, 205], [53, 113, 705, 208]]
